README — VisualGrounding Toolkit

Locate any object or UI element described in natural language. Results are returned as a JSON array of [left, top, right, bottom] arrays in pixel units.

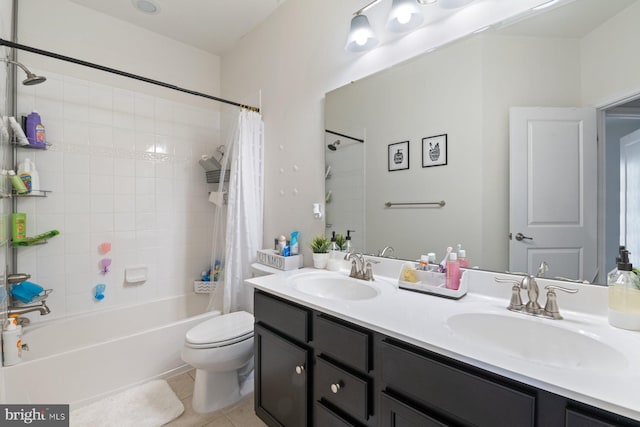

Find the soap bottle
[[327, 231, 341, 272], [345, 230, 354, 253], [608, 248, 640, 330], [25, 111, 46, 148], [17, 158, 33, 193], [2, 317, 23, 366], [446, 252, 461, 290]]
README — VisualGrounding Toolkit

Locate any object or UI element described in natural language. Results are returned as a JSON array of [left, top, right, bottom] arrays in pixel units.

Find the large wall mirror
[[324, 0, 640, 285]]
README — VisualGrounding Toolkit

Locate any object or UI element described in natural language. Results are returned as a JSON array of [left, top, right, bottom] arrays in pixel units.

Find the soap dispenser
[[608, 247, 640, 330], [345, 230, 354, 253]]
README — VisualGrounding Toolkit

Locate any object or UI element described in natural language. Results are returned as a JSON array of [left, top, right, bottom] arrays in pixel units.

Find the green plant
[[335, 233, 346, 251], [310, 236, 331, 253]]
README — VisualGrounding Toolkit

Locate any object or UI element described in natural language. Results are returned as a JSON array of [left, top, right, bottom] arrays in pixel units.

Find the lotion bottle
[[608, 248, 640, 330], [446, 252, 461, 290], [2, 317, 22, 366]]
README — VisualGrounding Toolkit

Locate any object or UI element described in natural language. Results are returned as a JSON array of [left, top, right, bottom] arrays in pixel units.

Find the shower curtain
[[208, 108, 264, 314]]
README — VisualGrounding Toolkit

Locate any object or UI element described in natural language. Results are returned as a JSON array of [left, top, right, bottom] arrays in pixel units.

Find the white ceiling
[[69, 0, 286, 55]]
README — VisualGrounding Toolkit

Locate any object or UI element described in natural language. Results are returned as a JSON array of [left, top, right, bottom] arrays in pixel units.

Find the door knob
[[514, 232, 533, 241], [295, 365, 305, 375]]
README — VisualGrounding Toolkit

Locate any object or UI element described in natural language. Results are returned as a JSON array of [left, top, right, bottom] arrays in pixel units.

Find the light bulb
[[355, 31, 368, 46], [397, 10, 411, 24]]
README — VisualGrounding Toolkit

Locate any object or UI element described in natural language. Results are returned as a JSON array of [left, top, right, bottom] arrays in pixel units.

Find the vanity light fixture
[[387, 0, 424, 33], [345, 0, 382, 52], [345, 13, 379, 52]]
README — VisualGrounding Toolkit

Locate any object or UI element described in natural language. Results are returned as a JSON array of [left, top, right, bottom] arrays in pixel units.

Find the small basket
[[194, 281, 217, 294], [257, 249, 303, 270]]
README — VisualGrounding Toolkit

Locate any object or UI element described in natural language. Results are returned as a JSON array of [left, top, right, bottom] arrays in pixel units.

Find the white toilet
[[181, 310, 255, 413]]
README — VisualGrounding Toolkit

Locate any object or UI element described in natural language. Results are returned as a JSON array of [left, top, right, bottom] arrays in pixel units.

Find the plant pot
[[312, 253, 330, 269]]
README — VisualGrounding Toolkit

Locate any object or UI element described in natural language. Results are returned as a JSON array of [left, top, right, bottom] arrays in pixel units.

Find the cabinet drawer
[[380, 392, 450, 427], [566, 408, 626, 427], [254, 291, 310, 343], [315, 356, 371, 422], [315, 401, 360, 427], [380, 340, 535, 427], [314, 314, 371, 372]]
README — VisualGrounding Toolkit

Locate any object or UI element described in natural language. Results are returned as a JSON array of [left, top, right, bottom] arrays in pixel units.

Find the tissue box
[[257, 249, 303, 270]]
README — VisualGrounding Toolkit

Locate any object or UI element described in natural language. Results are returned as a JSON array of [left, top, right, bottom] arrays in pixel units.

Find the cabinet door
[[255, 324, 310, 427], [380, 392, 451, 427]]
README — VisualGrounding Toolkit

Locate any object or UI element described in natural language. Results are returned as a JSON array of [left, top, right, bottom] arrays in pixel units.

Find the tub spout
[[8, 301, 51, 316]]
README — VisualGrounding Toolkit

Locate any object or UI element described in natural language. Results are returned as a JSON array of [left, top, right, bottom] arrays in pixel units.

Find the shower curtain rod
[[0, 38, 260, 113], [325, 129, 364, 143]]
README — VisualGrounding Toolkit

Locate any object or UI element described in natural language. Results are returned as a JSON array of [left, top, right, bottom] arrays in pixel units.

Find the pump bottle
[[608, 247, 640, 330]]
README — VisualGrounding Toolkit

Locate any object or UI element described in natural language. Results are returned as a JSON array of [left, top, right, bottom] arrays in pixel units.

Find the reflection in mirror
[[324, 0, 640, 284]]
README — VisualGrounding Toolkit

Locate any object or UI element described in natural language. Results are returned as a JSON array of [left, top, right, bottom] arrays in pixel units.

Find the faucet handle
[[494, 277, 524, 311], [543, 285, 578, 320], [364, 262, 375, 281]]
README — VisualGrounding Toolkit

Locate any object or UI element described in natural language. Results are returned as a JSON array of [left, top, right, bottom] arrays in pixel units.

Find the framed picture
[[388, 141, 409, 171], [422, 134, 447, 168]]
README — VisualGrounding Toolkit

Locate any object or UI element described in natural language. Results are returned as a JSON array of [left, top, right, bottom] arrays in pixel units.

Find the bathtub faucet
[[8, 301, 51, 316]]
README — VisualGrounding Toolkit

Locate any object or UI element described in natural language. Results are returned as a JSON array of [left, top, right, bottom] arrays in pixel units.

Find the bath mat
[[70, 379, 184, 427]]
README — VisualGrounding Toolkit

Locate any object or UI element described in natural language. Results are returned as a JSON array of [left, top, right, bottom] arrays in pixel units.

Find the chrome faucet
[[495, 275, 577, 320], [7, 273, 31, 284], [345, 252, 375, 281], [378, 246, 395, 258], [8, 301, 51, 316]]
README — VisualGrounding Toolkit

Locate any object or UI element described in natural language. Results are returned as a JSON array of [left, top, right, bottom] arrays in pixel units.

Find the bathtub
[[2, 293, 218, 407]]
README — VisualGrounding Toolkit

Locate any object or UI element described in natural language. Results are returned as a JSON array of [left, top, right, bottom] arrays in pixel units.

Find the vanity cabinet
[[254, 290, 640, 427], [254, 292, 312, 427]]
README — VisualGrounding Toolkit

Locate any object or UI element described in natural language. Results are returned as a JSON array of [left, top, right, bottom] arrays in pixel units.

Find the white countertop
[[246, 263, 640, 422]]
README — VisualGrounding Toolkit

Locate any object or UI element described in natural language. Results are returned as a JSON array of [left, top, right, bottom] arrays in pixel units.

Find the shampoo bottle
[[8, 170, 28, 194], [608, 247, 640, 330], [2, 317, 23, 366], [446, 252, 461, 290], [11, 213, 27, 242], [25, 111, 46, 148], [290, 231, 299, 255]]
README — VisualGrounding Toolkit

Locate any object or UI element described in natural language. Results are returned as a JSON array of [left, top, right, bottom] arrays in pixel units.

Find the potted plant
[[310, 236, 331, 269]]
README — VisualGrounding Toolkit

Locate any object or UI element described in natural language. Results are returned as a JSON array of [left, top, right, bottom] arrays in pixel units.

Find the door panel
[[510, 107, 597, 281], [620, 128, 640, 267]]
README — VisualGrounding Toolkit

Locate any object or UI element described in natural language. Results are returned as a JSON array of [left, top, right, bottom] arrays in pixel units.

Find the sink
[[288, 273, 380, 301], [447, 313, 628, 371]]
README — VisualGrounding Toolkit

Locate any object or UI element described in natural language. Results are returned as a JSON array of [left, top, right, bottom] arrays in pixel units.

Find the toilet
[[181, 310, 255, 413]]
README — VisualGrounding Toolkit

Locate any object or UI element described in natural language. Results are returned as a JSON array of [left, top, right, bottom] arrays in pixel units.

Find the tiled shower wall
[[15, 68, 219, 320]]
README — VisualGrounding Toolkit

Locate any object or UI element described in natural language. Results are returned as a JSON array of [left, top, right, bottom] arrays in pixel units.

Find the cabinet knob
[[330, 382, 343, 394], [295, 365, 305, 375]]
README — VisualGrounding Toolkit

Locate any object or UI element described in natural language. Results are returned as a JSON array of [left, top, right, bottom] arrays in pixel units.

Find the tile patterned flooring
[[165, 370, 267, 427]]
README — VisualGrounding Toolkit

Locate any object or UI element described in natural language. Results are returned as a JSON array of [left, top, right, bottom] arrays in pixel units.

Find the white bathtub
[[2, 293, 218, 407]]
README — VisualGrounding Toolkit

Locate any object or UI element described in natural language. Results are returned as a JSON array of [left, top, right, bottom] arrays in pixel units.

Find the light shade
[[345, 14, 379, 53], [387, 0, 424, 33]]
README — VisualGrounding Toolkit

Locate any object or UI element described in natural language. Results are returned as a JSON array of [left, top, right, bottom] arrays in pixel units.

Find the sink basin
[[447, 313, 628, 371], [289, 273, 380, 301]]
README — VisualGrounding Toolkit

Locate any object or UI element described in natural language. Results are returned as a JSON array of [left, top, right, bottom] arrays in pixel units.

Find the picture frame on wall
[[422, 134, 447, 168], [388, 141, 409, 171]]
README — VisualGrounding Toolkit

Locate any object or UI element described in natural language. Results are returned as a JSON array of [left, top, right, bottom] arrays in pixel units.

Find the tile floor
[[165, 370, 267, 427]]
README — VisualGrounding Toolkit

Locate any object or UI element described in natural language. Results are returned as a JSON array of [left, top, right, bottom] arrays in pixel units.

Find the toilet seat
[[185, 311, 254, 349]]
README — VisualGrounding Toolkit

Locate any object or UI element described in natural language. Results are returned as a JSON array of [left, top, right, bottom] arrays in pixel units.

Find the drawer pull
[[330, 381, 343, 394], [295, 365, 305, 375]]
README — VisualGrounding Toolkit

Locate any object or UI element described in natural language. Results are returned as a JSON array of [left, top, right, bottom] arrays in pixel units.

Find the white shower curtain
[[208, 109, 264, 314]]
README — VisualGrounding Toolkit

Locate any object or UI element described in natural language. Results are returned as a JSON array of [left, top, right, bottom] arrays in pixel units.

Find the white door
[[620, 129, 640, 267], [509, 107, 597, 281]]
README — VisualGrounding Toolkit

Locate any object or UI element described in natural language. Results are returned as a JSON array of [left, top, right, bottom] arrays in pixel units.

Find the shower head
[[6, 60, 47, 85], [328, 140, 340, 151]]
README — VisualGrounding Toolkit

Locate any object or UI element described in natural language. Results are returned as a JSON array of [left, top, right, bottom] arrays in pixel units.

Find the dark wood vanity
[[254, 290, 640, 427]]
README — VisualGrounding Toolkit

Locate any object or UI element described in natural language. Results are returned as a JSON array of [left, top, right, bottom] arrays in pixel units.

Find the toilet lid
[[186, 311, 254, 346]]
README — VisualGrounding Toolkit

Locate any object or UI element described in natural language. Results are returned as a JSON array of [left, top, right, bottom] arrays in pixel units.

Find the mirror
[[324, 0, 640, 284]]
